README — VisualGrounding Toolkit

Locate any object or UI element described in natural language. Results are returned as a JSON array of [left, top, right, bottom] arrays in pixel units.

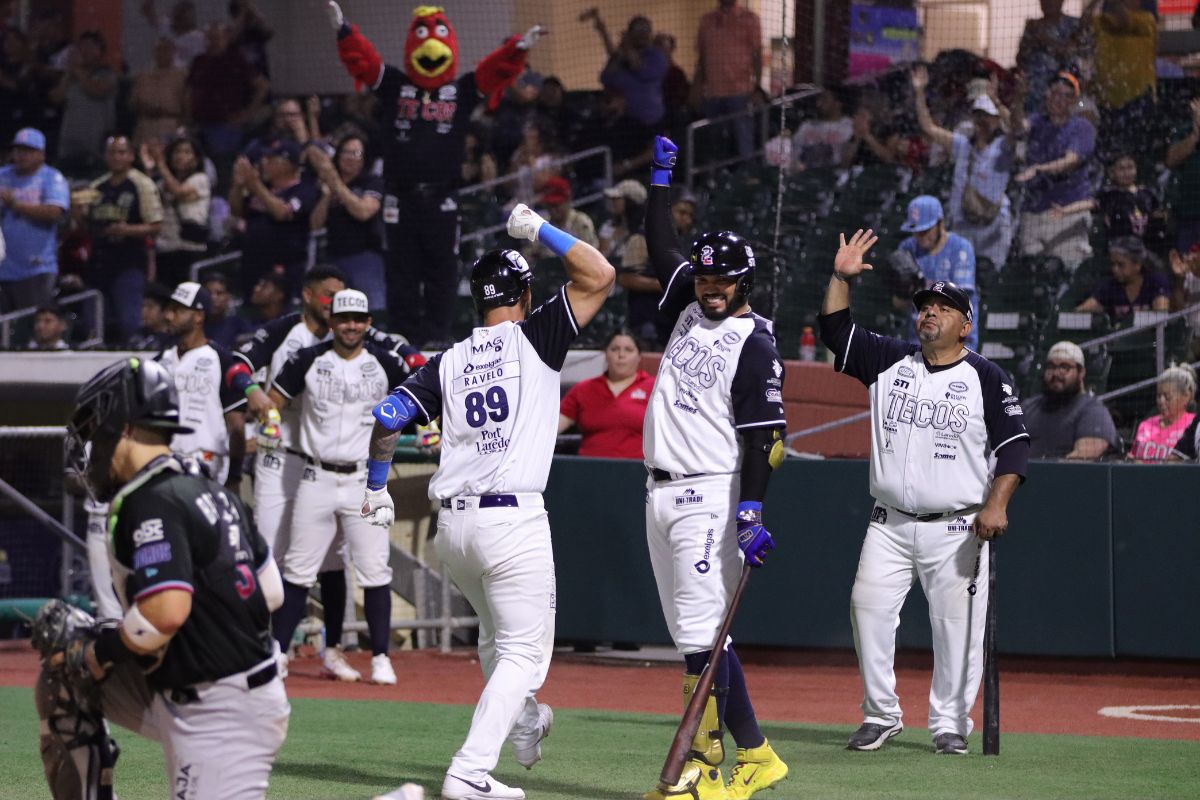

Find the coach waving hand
[[819, 230, 1028, 756]]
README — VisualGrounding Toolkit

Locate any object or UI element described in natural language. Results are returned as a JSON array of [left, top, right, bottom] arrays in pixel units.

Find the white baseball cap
[[169, 281, 212, 313], [1046, 341, 1085, 368], [971, 94, 1000, 117], [331, 289, 370, 316]]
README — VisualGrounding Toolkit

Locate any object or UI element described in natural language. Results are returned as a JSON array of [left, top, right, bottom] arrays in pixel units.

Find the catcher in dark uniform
[[33, 357, 289, 800]]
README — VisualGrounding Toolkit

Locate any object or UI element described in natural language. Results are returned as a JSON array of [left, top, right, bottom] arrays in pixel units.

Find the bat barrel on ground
[[659, 563, 752, 786], [983, 540, 999, 756]]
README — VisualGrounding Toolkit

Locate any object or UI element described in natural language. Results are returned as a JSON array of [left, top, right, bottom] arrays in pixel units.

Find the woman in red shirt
[[559, 328, 655, 458]]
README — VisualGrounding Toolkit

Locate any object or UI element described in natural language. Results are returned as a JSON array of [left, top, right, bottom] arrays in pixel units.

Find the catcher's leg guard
[[35, 666, 120, 800], [726, 738, 789, 799]]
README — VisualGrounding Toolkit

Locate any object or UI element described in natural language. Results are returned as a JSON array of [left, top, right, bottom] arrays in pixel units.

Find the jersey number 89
[[465, 387, 509, 428]]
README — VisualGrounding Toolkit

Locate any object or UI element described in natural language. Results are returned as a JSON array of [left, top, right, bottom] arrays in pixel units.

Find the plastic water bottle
[[800, 326, 816, 361]]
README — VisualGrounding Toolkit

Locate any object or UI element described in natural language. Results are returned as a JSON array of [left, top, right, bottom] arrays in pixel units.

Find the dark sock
[[318, 570, 347, 649], [362, 585, 392, 656], [271, 581, 310, 653], [683, 649, 731, 725], [724, 646, 765, 749]]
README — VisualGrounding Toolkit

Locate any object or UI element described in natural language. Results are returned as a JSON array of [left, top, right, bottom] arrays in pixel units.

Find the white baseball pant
[[283, 464, 392, 589], [435, 494, 556, 781], [84, 502, 122, 620], [645, 473, 742, 654], [850, 504, 989, 738], [256, 449, 345, 573]]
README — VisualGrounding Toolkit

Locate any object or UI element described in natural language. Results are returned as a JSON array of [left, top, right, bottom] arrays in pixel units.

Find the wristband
[[736, 500, 763, 525], [536, 222, 579, 258], [833, 272, 850, 283], [367, 458, 390, 490], [243, 382, 262, 398], [651, 168, 672, 187]]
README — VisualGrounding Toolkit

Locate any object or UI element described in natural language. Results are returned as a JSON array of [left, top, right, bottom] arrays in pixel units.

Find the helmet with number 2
[[470, 249, 533, 313], [690, 230, 756, 299]]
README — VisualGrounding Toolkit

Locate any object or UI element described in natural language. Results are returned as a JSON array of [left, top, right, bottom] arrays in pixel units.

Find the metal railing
[[0, 290, 105, 349], [188, 250, 243, 283], [1077, 303, 1200, 377]]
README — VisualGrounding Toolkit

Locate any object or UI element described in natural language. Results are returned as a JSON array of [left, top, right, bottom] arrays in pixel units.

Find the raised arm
[[821, 229, 878, 316], [911, 65, 953, 152]]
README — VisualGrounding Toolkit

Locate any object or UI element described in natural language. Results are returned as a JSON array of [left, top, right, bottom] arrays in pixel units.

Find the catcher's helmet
[[65, 357, 191, 502], [470, 249, 533, 313], [690, 230, 756, 297]]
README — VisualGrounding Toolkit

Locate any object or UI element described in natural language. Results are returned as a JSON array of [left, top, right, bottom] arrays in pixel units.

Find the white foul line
[[1098, 705, 1200, 724]]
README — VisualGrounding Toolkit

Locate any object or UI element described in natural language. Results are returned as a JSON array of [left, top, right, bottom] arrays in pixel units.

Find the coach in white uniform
[[362, 205, 615, 800], [156, 282, 247, 487], [819, 230, 1029, 756], [640, 136, 789, 800], [266, 289, 410, 686]]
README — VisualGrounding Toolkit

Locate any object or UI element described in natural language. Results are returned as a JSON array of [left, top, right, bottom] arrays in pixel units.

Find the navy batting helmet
[[470, 249, 533, 312], [65, 357, 191, 501], [690, 230, 756, 297]]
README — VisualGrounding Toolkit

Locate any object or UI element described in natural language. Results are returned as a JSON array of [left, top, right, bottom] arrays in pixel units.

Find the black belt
[[168, 660, 277, 705], [893, 507, 969, 523], [441, 494, 519, 509], [292, 449, 363, 474], [648, 467, 707, 483]]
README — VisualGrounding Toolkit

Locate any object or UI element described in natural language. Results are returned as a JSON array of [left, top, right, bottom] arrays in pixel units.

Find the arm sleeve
[[738, 426, 778, 503], [132, 170, 164, 224], [1068, 118, 1096, 161], [730, 328, 788, 430], [215, 346, 249, 413], [120, 492, 196, 602], [397, 353, 444, 423], [234, 314, 296, 371], [817, 308, 914, 386], [520, 287, 580, 371], [44, 168, 71, 210], [272, 344, 321, 399], [645, 184, 695, 320]]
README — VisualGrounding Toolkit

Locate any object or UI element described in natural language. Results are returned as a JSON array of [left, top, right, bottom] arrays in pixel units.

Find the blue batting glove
[[652, 136, 678, 186], [735, 501, 776, 568]]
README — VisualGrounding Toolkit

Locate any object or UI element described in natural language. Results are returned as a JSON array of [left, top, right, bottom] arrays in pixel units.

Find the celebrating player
[[819, 230, 1029, 755], [640, 136, 789, 800], [363, 204, 615, 800], [36, 357, 289, 800], [267, 289, 411, 686]]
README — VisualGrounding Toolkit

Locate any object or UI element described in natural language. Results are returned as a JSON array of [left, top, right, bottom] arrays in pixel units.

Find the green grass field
[[1, 686, 1197, 799]]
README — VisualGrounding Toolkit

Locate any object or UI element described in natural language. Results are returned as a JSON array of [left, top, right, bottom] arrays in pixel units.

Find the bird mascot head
[[405, 6, 459, 91]]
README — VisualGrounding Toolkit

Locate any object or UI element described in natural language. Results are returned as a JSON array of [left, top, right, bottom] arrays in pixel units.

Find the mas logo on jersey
[[674, 488, 704, 507], [132, 518, 165, 546], [133, 541, 172, 569], [693, 529, 716, 573], [470, 336, 504, 355]]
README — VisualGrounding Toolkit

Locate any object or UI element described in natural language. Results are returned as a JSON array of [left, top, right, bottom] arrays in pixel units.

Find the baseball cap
[[1046, 340, 1085, 368], [900, 195, 944, 233], [263, 138, 301, 164], [912, 280, 972, 321], [12, 128, 46, 151], [604, 178, 648, 205], [331, 289, 370, 316], [971, 94, 1000, 117], [540, 175, 572, 205], [170, 282, 213, 314]]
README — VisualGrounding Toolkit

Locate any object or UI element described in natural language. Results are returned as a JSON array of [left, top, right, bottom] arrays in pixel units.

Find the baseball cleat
[[643, 758, 729, 800], [726, 739, 788, 799], [373, 784, 425, 800], [933, 732, 968, 755], [371, 653, 397, 685], [440, 772, 524, 799], [322, 647, 362, 682], [510, 703, 553, 769], [846, 721, 903, 751]]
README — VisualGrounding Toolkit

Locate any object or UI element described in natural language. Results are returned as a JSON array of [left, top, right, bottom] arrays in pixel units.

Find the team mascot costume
[[327, 1, 543, 347]]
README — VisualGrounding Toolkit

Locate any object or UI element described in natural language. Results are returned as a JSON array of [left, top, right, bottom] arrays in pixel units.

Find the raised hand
[[507, 203, 547, 242], [910, 64, 929, 93], [518, 25, 546, 51], [834, 229, 878, 279], [653, 136, 678, 170], [326, 1, 345, 31]]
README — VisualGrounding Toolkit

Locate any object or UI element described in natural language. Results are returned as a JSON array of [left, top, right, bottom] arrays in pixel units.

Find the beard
[[699, 290, 747, 321]]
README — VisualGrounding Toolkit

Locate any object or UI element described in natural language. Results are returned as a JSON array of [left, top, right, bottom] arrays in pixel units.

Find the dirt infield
[[2, 642, 1197, 742]]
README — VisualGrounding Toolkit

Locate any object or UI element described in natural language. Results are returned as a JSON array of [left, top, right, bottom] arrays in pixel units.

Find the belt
[[440, 494, 519, 510], [892, 505, 981, 523], [293, 449, 365, 474], [648, 467, 707, 483], [167, 660, 277, 705]]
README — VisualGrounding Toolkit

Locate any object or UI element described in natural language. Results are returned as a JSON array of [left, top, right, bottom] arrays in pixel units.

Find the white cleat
[[371, 653, 397, 685], [510, 703, 554, 769], [322, 647, 362, 682], [441, 773, 524, 800], [372, 783, 425, 800]]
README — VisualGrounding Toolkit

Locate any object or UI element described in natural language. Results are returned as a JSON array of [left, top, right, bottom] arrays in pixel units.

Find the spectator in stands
[[1168, 246, 1200, 325], [227, 0, 274, 79], [505, 116, 562, 208], [1085, 0, 1158, 161], [127, 280, 173, 350], [1164, 98, 1200, 253], [130, 38, 188, 149], [0, 28, 43, 144], [0, 128, 69, 314], [1012, 71, 1097, 272], [654, 32, 691, 130], [308, 136, 387, 319], [894, 195, 979, 350], [790, 87, 853, 173], [579, 90, 656, 183], [1017, 0, 1087, 112], [228, 138, 318, 298], [671, 188, 698, 241], [843, 106, 905, 168], [1129, 364, 1197, 462], [461, 123, 498, 185], [535, 77, 582, 152], [590, 12, 668, 129], [559, 327, 654, 459], [1023, 340, 1120, 459], [244, 97, 311, 164], [523, 176, 598, 262], [50, 30, 117, 167], [912, 65, 1015, 269], [139, 1, 205, 69], [141, 133, 211, 288], [201, 271, 247, 348], [26, 305, 69, 350], [245, 272, 288, 324], [694, 0, 762, 159], [598, 178, 647, 263], [1094, 152, 1166, 248], [188, 22, 269, 182], [82, 134, 164, 343], [1075, 235, 1169, 320]]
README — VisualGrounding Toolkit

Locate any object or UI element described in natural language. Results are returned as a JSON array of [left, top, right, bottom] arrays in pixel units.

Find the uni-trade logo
[[675, 488, 704, 507]]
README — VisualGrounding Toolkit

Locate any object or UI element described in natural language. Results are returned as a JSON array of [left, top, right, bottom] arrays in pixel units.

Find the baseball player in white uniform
[[265, 289, 410, 685], [819, 230, 1029, 755], [640, 137, 789, 800], [156, 282, 247, 487], [362, 205, 615, 800]]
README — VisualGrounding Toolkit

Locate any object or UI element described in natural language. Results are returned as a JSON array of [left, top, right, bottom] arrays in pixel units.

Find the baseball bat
[[982, 540, 999, 756], [659, 563, 752, 787]]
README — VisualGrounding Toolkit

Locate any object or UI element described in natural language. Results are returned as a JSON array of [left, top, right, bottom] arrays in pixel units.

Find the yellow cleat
[[725, 739, 789, 799], [643, 759, 729, 800]]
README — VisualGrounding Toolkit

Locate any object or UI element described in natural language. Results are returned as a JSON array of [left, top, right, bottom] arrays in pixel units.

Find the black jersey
[[373, 68, 479, 189], [108, 455, 274, 690]]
